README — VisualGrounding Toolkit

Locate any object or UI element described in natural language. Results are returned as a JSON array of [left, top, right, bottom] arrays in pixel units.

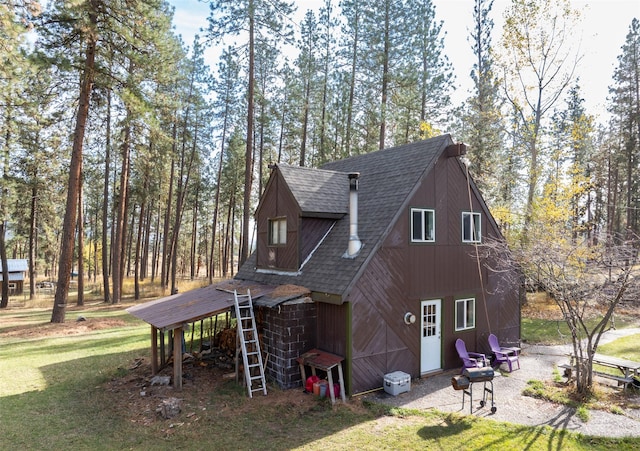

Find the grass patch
[[521, 292, 637, 345], [521, 317, 638, 346], [523, 379, 575, 406], [576, 405, 590, 422], [597, 334, 640, 363]]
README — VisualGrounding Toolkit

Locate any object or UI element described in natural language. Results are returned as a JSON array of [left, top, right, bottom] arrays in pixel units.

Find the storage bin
[[383, 371, 411, 396]]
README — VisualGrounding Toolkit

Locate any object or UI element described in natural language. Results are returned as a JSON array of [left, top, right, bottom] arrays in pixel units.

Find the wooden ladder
[[233, 289, 267, 397]]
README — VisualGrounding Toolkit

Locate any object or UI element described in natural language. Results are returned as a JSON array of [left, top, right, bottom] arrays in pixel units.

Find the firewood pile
[[196, 347, 234, 370], [217, 327, 236, 351]]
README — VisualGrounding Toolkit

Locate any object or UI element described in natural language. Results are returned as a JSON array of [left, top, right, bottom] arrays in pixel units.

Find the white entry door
[[420, 299, 441, 374]]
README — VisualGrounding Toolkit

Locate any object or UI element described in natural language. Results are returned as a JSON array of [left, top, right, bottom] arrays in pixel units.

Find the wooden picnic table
[[589, 354, 640, 378], [567, 353, 640, 388]]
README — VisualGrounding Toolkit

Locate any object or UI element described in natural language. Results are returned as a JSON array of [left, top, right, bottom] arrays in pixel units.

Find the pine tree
[[0, 2, 41, 308], [608, 18, 640, 236], [209, 47, 242, 281], [206, 0, 295, 268], [462, 0, 504, 202], [339, 0, 363, 156], [404, 0, 453, 134], [296, 10, 319, 167]]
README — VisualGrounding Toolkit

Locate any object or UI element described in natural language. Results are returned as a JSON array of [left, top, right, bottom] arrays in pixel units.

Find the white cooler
[[383, 371, 411, 396]]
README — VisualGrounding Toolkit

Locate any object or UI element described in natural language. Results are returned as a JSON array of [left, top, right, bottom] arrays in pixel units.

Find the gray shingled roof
[[235, 134, 453, 301], [277, 165, 349, 216]]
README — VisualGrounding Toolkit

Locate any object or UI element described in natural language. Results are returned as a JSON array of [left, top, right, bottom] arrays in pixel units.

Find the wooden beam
[[173, 326, 182, 390], [151, 326, 158, 375]]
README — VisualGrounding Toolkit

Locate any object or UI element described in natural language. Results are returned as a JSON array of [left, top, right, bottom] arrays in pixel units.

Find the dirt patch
[[1, 316, 127, 339], [104, 353, 344, 429]]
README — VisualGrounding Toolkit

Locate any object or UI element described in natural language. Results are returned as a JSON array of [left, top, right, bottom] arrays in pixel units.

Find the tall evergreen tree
[[43, 0, 100, 322], [462, 0, 504, 202], [339, 0, 363, 156], [209, 47, 242, 281], [608, 18, 640, 237], [316, 0, 338, 164], [206, 0, 295, 268], [296, 10, 319, 167], [405, 0, 453, 134]]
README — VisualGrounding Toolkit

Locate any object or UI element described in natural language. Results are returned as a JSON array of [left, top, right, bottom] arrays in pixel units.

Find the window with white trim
[[268, 217, 287, 245], [455, 297, 476, 331], [411, 208, 435, 242], [462, 211, 481, 243]]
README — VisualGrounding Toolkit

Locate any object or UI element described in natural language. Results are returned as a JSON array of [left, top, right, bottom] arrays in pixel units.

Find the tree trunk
[[223, 191, 235, 278], [378, 1, 390, 151], [152, 194, 161, 282], [1, 103, 10, 308], [93, 207, 98, 283], [134, 198, 146, 300], [345, 6, 359, 157], [111, 114, 132, 304], [161, 125, 176, 291], [77, 172, 84, 306], [190, 186, 199, 280], [169, 112, 198, 293], [229, 194, 237, 277], [300, 77, 311, 167], [28, 182, 37, 301], [126, 202, 135, 277], [101, 85, 112, 303], [51, 1, 98, 322], [0, 221, 9, 309], [240, 1, 255, 268], [142, 199, 152, 280], [209, 126, 226, 282]]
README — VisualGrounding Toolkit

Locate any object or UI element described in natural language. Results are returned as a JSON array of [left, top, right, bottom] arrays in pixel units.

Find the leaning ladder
[[233, 289, 267, 397]]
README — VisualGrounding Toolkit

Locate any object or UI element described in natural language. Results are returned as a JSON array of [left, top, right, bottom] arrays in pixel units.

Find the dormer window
[[268, 217, 287, 245]]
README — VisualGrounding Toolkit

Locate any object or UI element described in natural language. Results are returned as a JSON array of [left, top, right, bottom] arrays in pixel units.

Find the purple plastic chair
[[488, 333, 520, 372], [455, 338, 488, 371]]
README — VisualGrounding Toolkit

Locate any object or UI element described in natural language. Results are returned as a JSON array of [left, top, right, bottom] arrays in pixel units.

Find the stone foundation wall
[[259, 298, 316, 389]]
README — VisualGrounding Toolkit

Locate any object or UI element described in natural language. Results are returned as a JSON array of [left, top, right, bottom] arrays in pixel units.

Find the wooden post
[[160, 330, 165, 365], [151, 326, 158, 375], [173, 326, 182, 390]]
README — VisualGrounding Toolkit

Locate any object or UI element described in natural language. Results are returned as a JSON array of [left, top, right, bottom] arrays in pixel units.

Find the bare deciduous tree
[[482, 232, 639, 398]]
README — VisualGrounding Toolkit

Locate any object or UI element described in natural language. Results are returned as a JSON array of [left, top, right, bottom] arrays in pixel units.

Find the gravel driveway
[[364, 328, 640, 438]]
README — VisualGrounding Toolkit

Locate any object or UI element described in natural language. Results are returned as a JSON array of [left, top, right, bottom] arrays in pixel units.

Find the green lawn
[[1, 305, 638, 450], [521, 314, 637, 346]]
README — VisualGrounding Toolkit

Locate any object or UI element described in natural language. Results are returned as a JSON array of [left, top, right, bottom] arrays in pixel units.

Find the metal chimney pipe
[[347, 172, 362, 257]]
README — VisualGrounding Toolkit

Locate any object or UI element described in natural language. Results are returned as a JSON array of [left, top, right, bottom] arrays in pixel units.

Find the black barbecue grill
[[451, 367, 496, 413]]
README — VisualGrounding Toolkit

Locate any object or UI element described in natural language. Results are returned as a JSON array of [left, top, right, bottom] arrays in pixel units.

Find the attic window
[[462, 212, 481, 243], [411, 208, 435, 242], [268, 217, 287, 245]]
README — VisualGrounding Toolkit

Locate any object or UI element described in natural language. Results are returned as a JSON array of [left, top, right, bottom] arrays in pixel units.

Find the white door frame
[[420, 299, 442, 374]]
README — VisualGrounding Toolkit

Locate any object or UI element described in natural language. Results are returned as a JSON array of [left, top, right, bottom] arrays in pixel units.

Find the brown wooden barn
[[234, 134, 522, 395]]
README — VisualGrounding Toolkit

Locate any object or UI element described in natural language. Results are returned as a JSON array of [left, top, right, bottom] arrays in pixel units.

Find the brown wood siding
[[347, 154, 521, 393], [349, 247, 420, 392], [300, 218, 334, 264], [316, 302, 347, 358], [256, 172, 301, 271]]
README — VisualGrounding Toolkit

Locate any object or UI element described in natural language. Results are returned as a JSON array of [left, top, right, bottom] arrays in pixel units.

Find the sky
[[169, 0, 640, 123]]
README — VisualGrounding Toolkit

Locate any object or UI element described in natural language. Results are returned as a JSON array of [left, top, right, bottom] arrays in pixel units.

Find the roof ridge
[[276, 163, 350, 175]]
